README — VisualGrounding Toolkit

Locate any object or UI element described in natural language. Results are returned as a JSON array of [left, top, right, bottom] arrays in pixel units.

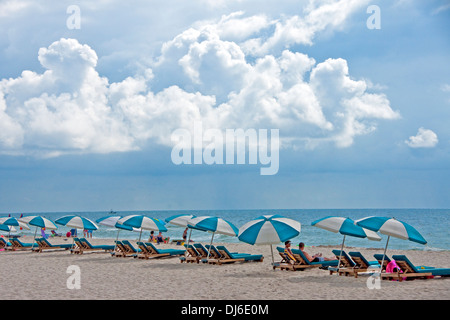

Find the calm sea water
[[2, 209, 449, 251]]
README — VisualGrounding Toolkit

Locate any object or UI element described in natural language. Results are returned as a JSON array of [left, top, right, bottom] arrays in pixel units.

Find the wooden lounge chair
[[112, 240, 140, 257], [274, 247, 339, 271], [0, 238, 12, 250], [204, 244, 243, 265], [381, 255, 450, 281], [333, 251, 380, 278], [373, 254, 391, 272], [215, 245, 264, 264], [34, 237, 72, 253], [180, 244, 202, 263], [136, 242, 185, 259], [9, 238, 35, 251], [71, 238, 115, 254]]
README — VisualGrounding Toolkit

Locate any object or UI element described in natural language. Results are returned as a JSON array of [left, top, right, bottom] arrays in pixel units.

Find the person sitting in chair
[[298, 242, 335, 262]]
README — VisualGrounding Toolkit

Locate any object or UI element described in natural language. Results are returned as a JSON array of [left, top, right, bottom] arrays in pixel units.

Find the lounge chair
[[71, 237, 115, 254], [34, 237, 72, 253], [215, 245, 264, 263], [9, 238, 35, 251], [180, 244, 202, 263], [136, 242, 185, 259], [274, 247, 339, 271], [193, 243, 210, 258], [113, 240, 141, 257], [382, 255, 450, 281], [373, 254, 391, 272], [331, 251, 380, 278], [0, 238, 12, 250], [204, 244, 245, 265]]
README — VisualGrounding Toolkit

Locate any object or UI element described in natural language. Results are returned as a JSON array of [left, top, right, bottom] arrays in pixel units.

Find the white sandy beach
[[0, 236, 449, 300]]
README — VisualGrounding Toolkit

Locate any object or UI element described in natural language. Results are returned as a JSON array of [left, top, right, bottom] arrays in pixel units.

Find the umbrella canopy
[[165, 214, 196, 227], [311, 216, 381, 272], [55, 215, 99, 230], [19, 216, 58, 230], [238, 215, 301, 245], [0, 224, 16, 232], [187, 216, 239, 260], [238, 215, 301, 267], [187, 216, 238, 236], [356, 216, 427, 274], [311, 216, 381, 241], [355, 216, 427, 244], [118, 215, 167, 232], [0, 217, 31, 230]]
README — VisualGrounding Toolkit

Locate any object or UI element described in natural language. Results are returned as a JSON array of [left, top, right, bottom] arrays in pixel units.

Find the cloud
[[0, 7, 400, 157], [405, 127, 438, 148]]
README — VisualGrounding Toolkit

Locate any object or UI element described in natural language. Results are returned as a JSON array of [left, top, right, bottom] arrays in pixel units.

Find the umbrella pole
[[31, 227, 38, 251], [207, 232, 215, 260], [185, 229, 192, 257], [379, 235, 390, 275], [270, 245, 274, 269], [337, 235, 346, 273]]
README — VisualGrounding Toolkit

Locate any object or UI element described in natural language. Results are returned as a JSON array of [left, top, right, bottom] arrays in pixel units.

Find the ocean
[[2, 208, 449, 251]]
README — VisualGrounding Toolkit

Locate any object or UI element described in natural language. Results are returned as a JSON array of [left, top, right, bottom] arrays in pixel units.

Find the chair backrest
[[291, 248, 310, 265], [216, 246, 233, 259], [145, 242, 160, 254], [122, 240, 137, 253], [136, 242, 151, 253], [37, 237, 51, 247], [184, 244, 200, 257], [205, 245, 222, 259], [332, 250, 355, 267], [391, 255, 418, 274], [193, 244, 209, 257], [349, 252, 371, 268], [80, 238, 94, 249]]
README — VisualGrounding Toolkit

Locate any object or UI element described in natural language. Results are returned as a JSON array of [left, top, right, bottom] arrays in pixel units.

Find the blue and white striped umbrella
[[355, 216, 426, 244], [55, 215, 99, 231], [238, 215, 301, 245], [165, 214, 196, 227], [19, 216, 58, 230], [238, 215, 301, 266], [0, 217, 30, 230], [187, 216, 238, 236], [312, 216, 381, 272], [0, 224, 16, 232], [356, 216, 427, 274], [311, 216, 381, 241], [187, 216, 239, 259], [117, 215, 167, 242]]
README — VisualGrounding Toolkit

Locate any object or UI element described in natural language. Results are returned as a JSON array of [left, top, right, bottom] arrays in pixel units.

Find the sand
[[0, 236, 449, 300]]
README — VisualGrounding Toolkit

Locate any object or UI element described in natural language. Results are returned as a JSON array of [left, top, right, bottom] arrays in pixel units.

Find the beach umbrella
[[117, 215, 167, 242], [311, 216, 381, 272], [356, 216, 427, 273], [55, 215, 99, 231], [187, 216, 239, 259], [0, 217, 30, 238], [0, 224, 16, 232], [165, 214, 196, 245], [238, 214, 301, 266], [55, 215, 99, 249], [19, 215, 58, 250]]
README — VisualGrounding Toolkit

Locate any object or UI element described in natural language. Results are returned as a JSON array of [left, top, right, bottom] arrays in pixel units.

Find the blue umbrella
[[238, 215, 301, 266], [311, 216, 381, 271], [356, 216, 427, 273], [188, 216, 239, 259], [55, 215, 98, 230], [19, 215, 58, 249], [117, 215, 167, 242]]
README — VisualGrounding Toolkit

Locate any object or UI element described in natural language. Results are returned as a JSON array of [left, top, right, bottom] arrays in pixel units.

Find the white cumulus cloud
[[0, 6, 400, 157], [405, 127, 438, 148]]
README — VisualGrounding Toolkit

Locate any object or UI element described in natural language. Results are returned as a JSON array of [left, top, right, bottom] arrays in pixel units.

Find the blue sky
[[0, 0, 449, 213]]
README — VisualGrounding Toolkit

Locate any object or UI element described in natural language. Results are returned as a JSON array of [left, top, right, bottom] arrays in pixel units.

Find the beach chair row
[[273, 246, 450, 281], [181, 243, 264, 265]]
